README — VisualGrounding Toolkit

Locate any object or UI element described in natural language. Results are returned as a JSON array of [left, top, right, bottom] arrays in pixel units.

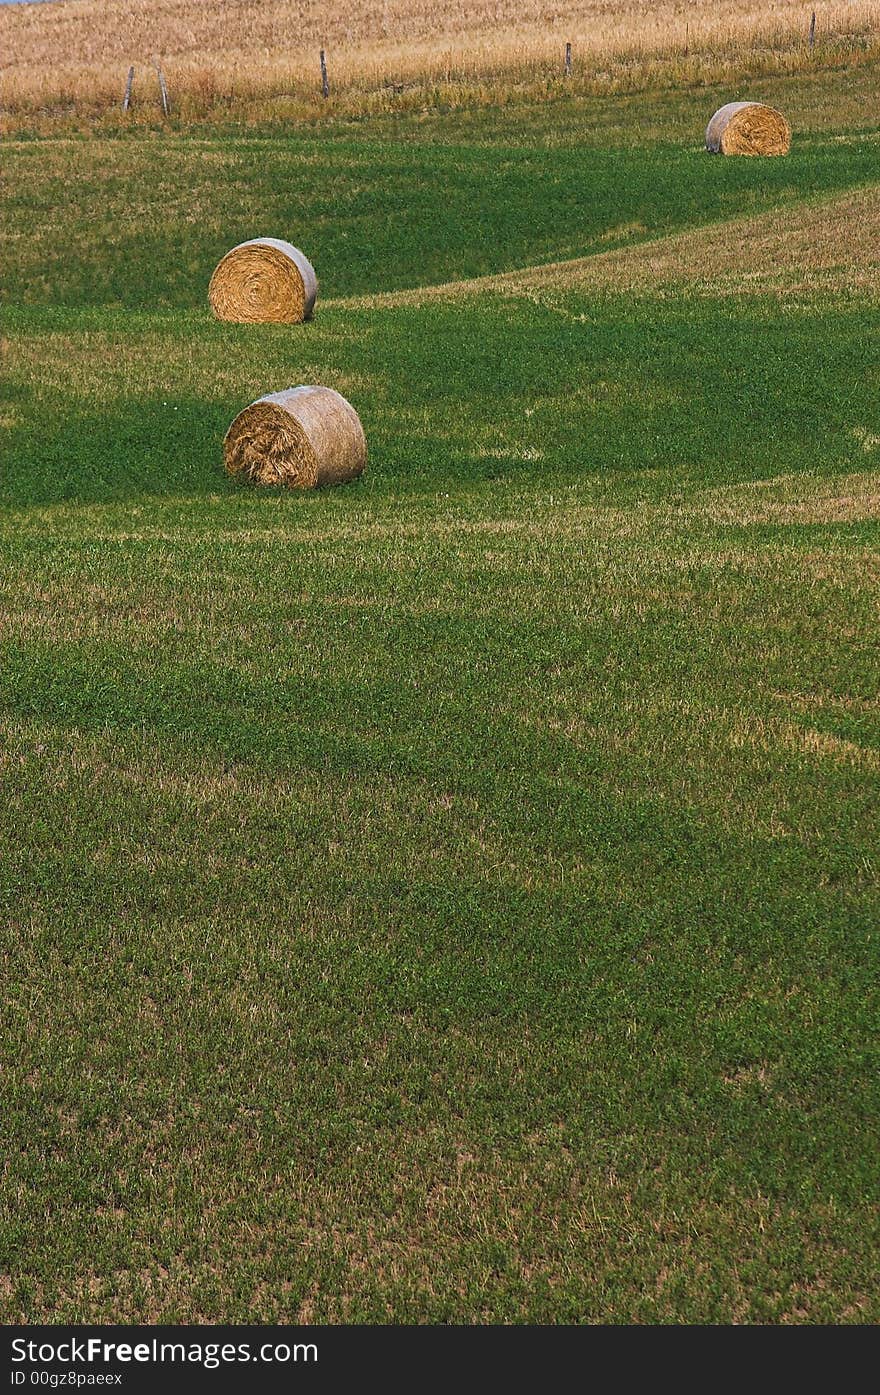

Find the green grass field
[[1, 68, 879, 1323]]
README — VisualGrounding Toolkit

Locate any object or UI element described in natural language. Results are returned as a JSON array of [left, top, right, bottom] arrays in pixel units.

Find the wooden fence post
[[157, 66, 170, 116], [809, 11, 816, 48], [564, 42, 572, 78], [320, 49, 330, 98], [122, 66, 135, 111]]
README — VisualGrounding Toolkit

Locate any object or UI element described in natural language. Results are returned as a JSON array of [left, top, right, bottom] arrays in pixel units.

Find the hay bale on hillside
[[209, 238, 318, 323], [705, 102, 790, 156], [223, 386, 366, 489]]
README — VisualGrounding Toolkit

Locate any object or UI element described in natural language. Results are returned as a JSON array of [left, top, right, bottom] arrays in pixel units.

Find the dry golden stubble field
[[2, 0, 879, 116]]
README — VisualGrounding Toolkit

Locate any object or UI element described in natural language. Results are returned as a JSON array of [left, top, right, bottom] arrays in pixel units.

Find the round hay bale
[[208, 238, 318, 323], [705, 101, 790, 156], [223, 386, 367, 490], [708, 100, 792, 154]]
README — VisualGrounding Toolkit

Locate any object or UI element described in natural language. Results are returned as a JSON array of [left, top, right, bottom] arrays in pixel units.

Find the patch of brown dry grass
[[704, 468, 880, 524], [523, 181, 880, 298]]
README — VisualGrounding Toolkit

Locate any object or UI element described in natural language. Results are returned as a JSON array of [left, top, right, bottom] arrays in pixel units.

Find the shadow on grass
[[2, 296, 879, 505], [0, 396, 233, 506]]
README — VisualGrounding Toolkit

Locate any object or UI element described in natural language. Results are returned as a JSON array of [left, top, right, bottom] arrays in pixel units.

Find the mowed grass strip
[[338, 182, 880, 305]]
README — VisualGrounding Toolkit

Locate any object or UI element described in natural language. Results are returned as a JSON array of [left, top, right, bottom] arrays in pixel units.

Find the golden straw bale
[[209, 238, 318, 323], [223, 386, 366, 490], [705, 101, 791, 156]]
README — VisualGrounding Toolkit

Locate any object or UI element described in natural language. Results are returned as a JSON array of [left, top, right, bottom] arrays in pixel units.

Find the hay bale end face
[[223, 386, 367, 489], [209, 238, 318, 323], [706, 102, 790, 156]]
